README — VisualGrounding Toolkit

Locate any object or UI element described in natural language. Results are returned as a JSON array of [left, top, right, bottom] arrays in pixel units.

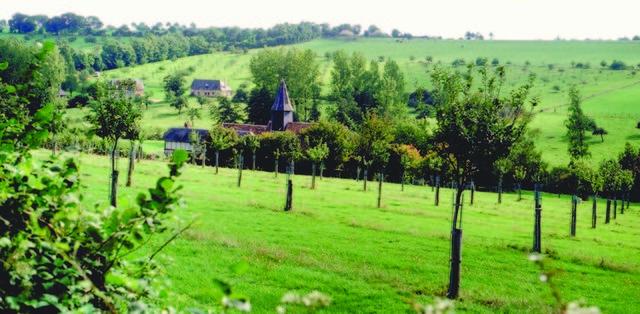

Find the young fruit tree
[[431, 65, 535, 299], [513, 166, 526, 201], [209, 125, 238, 174], [89, 82, 142, 207], [356, 114, 394, 208], [493, 158, 511, 204], [243, 133, 261, 170], [306, 140, 329, 190]]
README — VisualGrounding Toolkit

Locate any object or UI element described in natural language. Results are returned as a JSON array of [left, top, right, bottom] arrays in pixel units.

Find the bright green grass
[[63, 151, 640, 313], [91, 38, 640, 166]]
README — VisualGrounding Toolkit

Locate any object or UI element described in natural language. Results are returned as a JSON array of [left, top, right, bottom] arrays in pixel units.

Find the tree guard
[[447, 189, 463, 299], [284, 162, 293, 211], [533, 185, 542, 253], [570, 195, 577, 237]]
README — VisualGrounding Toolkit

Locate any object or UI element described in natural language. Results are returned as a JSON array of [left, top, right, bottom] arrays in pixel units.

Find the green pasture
[[60, 151, 640, 313]]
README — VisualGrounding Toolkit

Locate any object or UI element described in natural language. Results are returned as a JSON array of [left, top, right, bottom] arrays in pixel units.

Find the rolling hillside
[[93, 38, 640, 165]]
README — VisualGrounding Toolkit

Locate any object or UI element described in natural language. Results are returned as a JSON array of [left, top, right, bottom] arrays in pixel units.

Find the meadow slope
[[68, 151, 640, 313], [91, 38, 640, 166]]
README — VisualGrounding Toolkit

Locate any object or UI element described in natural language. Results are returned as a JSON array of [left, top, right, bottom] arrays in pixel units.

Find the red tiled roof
[[222, 123, 268, 136], [285, 122, 313, 134]]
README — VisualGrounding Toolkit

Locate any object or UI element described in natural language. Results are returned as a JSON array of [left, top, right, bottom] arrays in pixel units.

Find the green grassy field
[[87, 38, 640, 166], [64, 151, 640, 313]]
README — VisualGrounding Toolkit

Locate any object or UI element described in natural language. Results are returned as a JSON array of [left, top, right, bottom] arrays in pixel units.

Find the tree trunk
[[605, 199, 611, 224], [498, 176, 503, 204], [215, 151, 219, 174], [311, 163, 316, 190], [137, 144, 143, 163], [252, 152, 256, 170], [613, 196, 617, 220], [237, 156, 243, 188], [621, 193, 625, 214], [126, 141, 136, 187], [431, 175, 434, 192], [447, 187, 464, 299], [591, 195, 597, 229], [470, 181, 475, 205], [363, 168, 368, 191], [517, 183, 522, 201], [110, 139, 119, 207], [356, 166, 360, 182], [274, 158, 279, 178], [201, 146, 206, 168], [377, 172, 383, 208], [320, 164, 324, 180], [435, 175, 440, 206]]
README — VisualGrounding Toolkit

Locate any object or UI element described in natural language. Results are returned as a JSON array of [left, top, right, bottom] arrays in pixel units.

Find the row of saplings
[[88, 66, 633, 306]]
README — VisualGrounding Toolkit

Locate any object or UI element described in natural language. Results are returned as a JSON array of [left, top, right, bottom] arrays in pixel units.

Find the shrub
[[610, 60, 627, 70], [451, 58, 465, 67]]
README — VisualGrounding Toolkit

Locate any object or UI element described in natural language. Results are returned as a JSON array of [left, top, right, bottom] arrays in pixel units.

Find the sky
[[1, 0, 639, 40]]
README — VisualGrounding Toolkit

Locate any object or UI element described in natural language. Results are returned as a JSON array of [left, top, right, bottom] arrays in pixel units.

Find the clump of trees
[[329, 51, 407, 128]]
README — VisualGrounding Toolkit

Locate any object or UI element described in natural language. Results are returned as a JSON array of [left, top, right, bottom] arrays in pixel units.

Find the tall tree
[[249, 48, 320, 121], [431, 65, 534, 299], [565, 86, 591, 159]]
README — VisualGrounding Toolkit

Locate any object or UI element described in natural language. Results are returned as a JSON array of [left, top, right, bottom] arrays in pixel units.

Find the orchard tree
[[209, 125, 238, 174], [565, 86, 591, 159], [493, 158, 511, 204], [243, 133, 260, 170], [186, 107, 202, 127], [356, 114, 394, 206], [306, 141, 329, 189], [89, 82, 142, 207], [513, 166, 526, 201], [163, 71, 187, 101], [431, 65, 535, 299]]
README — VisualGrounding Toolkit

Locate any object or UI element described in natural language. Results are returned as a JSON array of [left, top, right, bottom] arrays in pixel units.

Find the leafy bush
[[609, 60, 627, 70]]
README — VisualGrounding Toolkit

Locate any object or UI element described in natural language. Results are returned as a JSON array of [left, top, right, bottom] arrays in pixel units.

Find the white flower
[[566, 301, 601, 314], [539, 274, 548, 282]]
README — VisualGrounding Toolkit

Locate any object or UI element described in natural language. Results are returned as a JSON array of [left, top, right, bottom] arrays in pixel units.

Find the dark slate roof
[[191, 79, 223, 91], [271, 80, 294, 112], [285, 122, 313, 134], [222, 123, 268, 136], [163, 128, 209, 143]]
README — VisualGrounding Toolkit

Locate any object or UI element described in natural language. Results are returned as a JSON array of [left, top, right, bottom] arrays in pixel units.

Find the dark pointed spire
[[271, 79, 294, 112]]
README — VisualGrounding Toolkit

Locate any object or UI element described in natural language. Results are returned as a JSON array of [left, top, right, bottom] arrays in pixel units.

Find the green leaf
[[172, 149, 188, 165], [0, 61, 7, 71]]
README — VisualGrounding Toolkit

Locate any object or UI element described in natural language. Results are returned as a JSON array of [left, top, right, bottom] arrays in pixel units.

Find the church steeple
[[270, 80, 294, 131]]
